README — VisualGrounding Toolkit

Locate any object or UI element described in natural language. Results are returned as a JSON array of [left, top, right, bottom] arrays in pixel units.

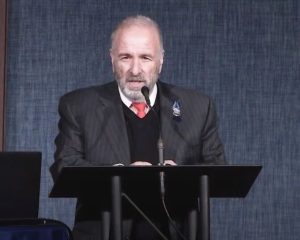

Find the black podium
[[50, 165, 262, 240]]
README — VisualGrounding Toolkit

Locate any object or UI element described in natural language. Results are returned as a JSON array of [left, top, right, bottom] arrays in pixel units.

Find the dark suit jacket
[[50, 81, 225, 239]]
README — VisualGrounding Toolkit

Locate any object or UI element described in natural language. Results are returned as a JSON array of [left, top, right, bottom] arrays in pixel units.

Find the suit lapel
[[95, 83, 131, 165]]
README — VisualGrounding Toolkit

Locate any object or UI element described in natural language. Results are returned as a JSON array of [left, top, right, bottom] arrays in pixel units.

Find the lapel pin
[[172, 100, 181, 117]]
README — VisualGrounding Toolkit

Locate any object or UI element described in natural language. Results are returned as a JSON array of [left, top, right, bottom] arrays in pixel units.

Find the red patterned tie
[[132, 102, 147, 118]]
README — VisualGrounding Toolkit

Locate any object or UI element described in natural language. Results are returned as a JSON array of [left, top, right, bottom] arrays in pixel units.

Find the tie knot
[[132, 102, 147, 118]]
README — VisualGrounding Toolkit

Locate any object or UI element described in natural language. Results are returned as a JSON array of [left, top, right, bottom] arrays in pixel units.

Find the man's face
[[110, 25, 164, 102]]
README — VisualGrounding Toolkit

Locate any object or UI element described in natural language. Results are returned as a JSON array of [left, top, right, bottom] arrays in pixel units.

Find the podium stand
[[50, 165, 261, 240]]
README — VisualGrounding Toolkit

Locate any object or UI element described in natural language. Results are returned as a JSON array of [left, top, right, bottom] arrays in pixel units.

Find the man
[[51, 15, 225, 240]]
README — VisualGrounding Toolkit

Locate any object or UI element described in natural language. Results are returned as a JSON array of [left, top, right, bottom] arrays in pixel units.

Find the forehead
[[113, 25, 161, 52]]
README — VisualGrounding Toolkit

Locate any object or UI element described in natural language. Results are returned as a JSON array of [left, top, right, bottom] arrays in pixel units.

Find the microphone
[[141, 86, 165, 196], [141, 87, 185, 240], [141, 86, 151, 107]]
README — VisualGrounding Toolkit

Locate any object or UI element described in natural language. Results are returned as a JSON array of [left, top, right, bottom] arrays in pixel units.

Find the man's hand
[[164, 160, 177, 166], [130, 160, 177, 166], [131, 161, 152, 166]]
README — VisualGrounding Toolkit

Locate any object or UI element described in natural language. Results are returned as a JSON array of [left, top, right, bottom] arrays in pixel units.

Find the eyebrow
[[117, 52, 155, 58]]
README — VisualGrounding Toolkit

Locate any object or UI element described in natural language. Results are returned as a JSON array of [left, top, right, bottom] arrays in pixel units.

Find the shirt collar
[[118, 84, 158, 107]]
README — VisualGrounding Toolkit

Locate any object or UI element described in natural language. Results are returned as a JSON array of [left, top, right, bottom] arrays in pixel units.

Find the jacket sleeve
[[50, 95, 93, 181], [200, 97, 226, 164]]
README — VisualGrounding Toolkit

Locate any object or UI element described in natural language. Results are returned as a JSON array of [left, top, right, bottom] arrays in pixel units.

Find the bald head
[[111, 15, 164, 54]]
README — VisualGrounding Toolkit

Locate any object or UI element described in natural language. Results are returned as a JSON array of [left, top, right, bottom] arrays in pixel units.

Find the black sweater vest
[[122, 100, 160, 165]]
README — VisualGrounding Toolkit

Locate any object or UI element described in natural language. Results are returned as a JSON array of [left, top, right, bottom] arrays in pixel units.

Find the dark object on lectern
[[0, 152, 41, 219], [50, 165, 262, 240]]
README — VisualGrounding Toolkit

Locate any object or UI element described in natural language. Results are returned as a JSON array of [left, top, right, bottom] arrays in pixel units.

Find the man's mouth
[[126, 79, 145, 89], [127, 79, 145, 83]]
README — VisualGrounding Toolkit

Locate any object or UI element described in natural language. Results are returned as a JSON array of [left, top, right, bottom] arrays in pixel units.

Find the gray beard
[[121, 87, 145, 102]]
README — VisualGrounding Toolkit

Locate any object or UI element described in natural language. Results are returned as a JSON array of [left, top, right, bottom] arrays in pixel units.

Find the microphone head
[[141, 86, 149, 96], [141, 86, 151, 106]]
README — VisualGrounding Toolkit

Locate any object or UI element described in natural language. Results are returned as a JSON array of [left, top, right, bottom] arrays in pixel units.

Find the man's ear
[[159, 51, 164, 73], [110, 49, 115, 72]]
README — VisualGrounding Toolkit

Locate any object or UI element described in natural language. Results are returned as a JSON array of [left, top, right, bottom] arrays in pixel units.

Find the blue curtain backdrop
[[5, 0, 299, 239]]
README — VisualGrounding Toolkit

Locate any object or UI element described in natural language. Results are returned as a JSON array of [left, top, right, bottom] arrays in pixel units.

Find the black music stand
[[50, 165, 262, 240]]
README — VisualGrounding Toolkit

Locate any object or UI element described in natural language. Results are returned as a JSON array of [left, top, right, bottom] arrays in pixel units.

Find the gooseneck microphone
[[141, 86, 164, 166], [141, 87, 187, 240], [141, 86, 165, 196]]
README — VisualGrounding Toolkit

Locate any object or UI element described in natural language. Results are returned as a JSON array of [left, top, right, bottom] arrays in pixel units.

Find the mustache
[[126, 76, 145, 82]]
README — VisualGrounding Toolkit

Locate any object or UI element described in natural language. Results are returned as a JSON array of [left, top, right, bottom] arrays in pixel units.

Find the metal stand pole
[[101, 211, 110, 240], [188, 208, 197, 240], [111, 175, 122, 240], [199, 175, 210, 240]]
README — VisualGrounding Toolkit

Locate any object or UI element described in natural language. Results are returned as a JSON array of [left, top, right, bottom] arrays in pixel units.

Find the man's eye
[[119, 55, 132, 60], [142, 56, 152, 61]]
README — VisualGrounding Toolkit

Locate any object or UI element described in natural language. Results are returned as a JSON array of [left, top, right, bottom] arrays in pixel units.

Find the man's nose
[[130, 59, 141, 76]]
